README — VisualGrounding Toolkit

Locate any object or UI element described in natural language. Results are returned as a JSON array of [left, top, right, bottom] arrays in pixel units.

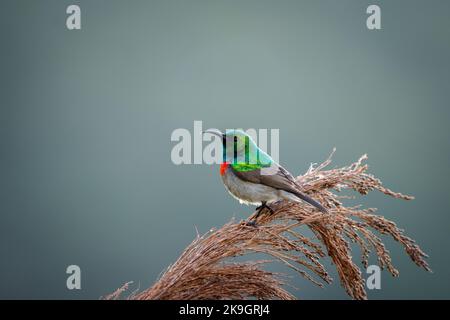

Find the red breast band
[[220, 162, 229, 176]]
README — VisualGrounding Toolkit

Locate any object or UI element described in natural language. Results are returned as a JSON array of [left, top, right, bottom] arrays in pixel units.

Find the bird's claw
[[245, 220, 258, 227], [256, 202, 274, 215]]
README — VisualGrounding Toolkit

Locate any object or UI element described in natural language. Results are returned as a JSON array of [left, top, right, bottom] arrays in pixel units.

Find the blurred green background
[[1, 0, 449, 299]]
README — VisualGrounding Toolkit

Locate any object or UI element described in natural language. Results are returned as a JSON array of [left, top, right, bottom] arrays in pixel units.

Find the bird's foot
[[255, 202, 274, 215], [245, 220, 258, 227], [242, 202, 275, 228], [245, 202, 274, 227]]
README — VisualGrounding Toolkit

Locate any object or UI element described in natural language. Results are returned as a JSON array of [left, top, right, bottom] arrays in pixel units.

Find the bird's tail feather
[[292, 190, 328, 213]]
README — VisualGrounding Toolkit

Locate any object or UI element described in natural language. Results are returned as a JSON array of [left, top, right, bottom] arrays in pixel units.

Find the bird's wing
[[231, 164, 328, 213], [231, 163, 297, 192]]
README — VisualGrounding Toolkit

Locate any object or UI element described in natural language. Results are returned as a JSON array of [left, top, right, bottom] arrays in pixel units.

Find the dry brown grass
[[106, 149, 430, 300]]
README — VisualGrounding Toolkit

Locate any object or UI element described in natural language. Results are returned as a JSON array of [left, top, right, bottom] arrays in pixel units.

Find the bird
[[203, 129, 328, 223]]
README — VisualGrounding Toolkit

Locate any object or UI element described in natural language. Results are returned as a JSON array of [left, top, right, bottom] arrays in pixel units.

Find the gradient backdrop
[[1, 0, 449, 299]]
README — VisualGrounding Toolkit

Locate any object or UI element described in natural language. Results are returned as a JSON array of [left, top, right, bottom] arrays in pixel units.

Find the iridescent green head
[[203, 129, 273, 169]]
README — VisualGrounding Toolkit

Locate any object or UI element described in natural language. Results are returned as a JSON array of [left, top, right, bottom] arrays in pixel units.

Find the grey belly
[[221, 168, 281, 205]]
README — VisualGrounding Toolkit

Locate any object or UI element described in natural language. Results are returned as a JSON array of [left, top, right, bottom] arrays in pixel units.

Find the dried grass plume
[[107, 149, 430, 300]]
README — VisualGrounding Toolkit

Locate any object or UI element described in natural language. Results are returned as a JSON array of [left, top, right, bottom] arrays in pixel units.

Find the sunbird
[[203, 129, 328, 222]]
